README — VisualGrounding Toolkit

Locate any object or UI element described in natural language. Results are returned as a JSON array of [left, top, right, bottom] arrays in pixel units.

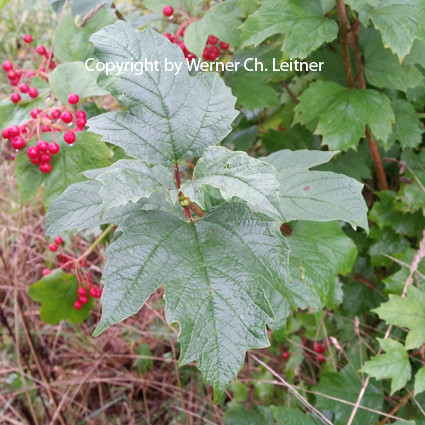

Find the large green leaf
[[94, 203, 291, 398], [49, 62, 107, 104], [271, 407, 321, 425], [28, 270, 93, 324], [361, 338, 411, 395], [53, 8, 116, 62], [374, 286, 425, 350], [224, 405, 274, 425], [294, 81, 394, 151], [240, 0, 338, 59], [184, 0, 242, 57], [315, 365, 383, 425], [14, 132, 110, 207], [94, 159, 176, 210], [181, 146, 284, 220], [364, 35, 424, 92], [414, 367, 425, 396], [87, 23, 238, 166], [264, 149, 368, 230], [363, 0, 425, 61]]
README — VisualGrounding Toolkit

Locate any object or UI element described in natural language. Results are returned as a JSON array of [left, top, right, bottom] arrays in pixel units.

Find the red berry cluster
[[2, 93, 87, 173], [2, 34, 56, 105], [162, 5, 229, 62], [313, 341, 327, 363], [73, 285, 102, 311]]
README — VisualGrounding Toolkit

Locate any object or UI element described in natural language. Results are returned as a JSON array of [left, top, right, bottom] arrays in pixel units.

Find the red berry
[[42, 269, 51, 276], [317, 355, 325, 363], [8, 125, 20, 138], [2, 60, 13, 72], [163, 5, 174, 16], [11, 93, 21, 103], [23, 33, 32, 43], [77, 287, 87, 296], [67, 93, 79, 104], [30, 108, 41, 119], [74, 301, 82, 310], [41, 124, 50, 133], [54, 236, 63, 245], [48, 142, 60, 154], [7, 70, 16, 80], [203, 45, 220, 61], [30, 156, 40, 164], [313, 342, 326, 354], [19, 83, 29, 93], [79, 295, 89, 304], [88, 287, 97, 298], [178, 41, 189, 55], [36, 140, 48, 152], [48, 243, 58, 251], [76, 117, 86, 128], [27, 146, 38, 158], [39, 152, 52, 163], [51, 109, 61, 119], [282, 352, 290, 360], [20, 124, 29, 134], [75, 110, 86, 119], [207, 35, 219, 45], [10, 79, 19, 87], [97, 288, 103, 298], [2, 128, 10, 139], [61, 111, 73, 124], [63, 131, 76, 144], [28, 87, 38, 98], [39, 162, 52, 173], [163, 33, 174, 42], [186, 53, 196, 62], [11, 136, 25, 149], [219, 41, 229, 50], [36, 45, 46, 55]]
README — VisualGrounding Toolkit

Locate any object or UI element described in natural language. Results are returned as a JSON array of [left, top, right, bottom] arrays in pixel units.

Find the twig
[[282, 81, 300, 104], [250, 354, 334, 425], [78, 2, 107, 28]]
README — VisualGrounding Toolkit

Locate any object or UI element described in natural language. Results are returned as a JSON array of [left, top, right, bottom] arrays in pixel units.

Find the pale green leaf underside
[[364, 0, 425, 61], [240, 0, 338, 59], [181, 146, 284, 221], [361, 338, 411, 395], [373, 286, 425, 350], [94, 159, 176, 211], [95, 203, 291, 397], [414, 367, 425, 396], [184, 0, 242, 57], [87, 23, 238, 166], [264, 150, 369, 230], [294, 81, 394, 151]]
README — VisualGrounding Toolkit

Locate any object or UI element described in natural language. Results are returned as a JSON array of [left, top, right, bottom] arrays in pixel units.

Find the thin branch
[[282, 81, 300, 104]]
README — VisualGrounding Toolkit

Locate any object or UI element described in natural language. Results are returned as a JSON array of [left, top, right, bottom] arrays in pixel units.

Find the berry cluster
[[73, 284, 102, 311], [2, 92, 86, 173], [162, 5, 229, 62], [2, 34, 56, 105], [313, 341, 327, 363]]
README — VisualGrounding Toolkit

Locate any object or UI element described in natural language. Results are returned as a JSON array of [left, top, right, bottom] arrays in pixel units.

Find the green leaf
[[387, 99, 424, 149], [94, 203, 291, 398], [363, 0, 425, 61], [44, 180, 144, 238], [54, 8, 116, 62], [181, 146, 284, 220], [288, 221, 357, 306], [87, 23, 238, 166], [315, 365, 383, 425], [294, 80, 394, 151], [361, 338, 411, 395], [14, 132, 110, 207], [28, 270, 93, 324], [94, 159, 176, 211], [0, 97, 46, 129], [373, 286, 425, 350], [133, 343, 154, 375], [224, 46, 282, 109], [414, 367, 425, 396], [364, 34, 424, 92], [264, 149, 368, 230], [224, 405, 274, 425], [240, 0, 338, 59], [271, 407, 321, 425], [49, 62, 107, 104], [184, 0, 242, 57]]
